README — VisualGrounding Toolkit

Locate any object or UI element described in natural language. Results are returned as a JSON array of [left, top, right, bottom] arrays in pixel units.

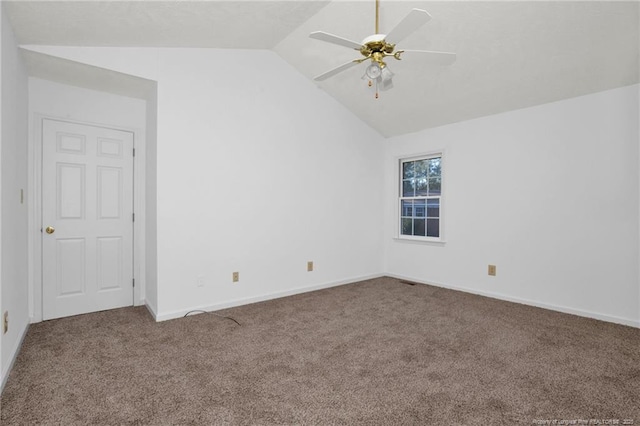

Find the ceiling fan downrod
[[375, 0, 379, 34]]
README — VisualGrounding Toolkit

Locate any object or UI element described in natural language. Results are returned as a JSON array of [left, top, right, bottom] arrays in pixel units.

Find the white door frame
[[28, 114, 146, 323]]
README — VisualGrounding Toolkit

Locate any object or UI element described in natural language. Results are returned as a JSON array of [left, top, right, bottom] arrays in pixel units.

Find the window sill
[[393, 236, 447, 246]]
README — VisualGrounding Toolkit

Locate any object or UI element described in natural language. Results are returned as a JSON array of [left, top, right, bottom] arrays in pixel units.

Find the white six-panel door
[[42, 119, 134, 320]]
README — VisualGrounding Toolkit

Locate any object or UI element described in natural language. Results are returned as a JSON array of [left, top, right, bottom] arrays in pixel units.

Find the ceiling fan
[[310, 0, 456, 98]]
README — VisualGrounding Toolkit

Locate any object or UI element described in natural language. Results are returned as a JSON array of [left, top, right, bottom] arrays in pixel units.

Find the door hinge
[[132, 213, 135, 222], [133, 148, 136, 157], [132, 278, 135, 288]]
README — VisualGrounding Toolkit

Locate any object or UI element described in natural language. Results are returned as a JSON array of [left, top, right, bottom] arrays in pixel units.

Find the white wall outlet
[[197, 275, 205, 287]]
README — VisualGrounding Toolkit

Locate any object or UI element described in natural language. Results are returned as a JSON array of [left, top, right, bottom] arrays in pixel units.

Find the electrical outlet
[[307, 261, 314, 272], [3, 311, 8, 334], [232, 272, 239, 283], [488, 264, 497, 276], [197, 275, 205, 287]]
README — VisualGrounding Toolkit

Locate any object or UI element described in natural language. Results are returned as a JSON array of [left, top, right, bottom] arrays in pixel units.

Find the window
[[399, 154, 442, 239]]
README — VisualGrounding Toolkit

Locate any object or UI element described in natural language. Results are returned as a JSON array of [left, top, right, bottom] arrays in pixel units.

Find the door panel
[[57, 163, 85, 219], [42, 119, 134, 320], [97, 166, 122, 219], [56, 238, 86, 297], [96, 237, 123, 291]]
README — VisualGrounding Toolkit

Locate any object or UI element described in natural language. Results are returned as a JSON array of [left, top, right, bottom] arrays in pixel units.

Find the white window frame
[[397, 152, 444, 243]]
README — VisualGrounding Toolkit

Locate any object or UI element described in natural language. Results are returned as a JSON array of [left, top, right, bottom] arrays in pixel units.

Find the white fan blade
[[400, 50, 457, 66], [309, 31, 362, 50], [314, 60, 361, 81], [385, 9, 431, 44]]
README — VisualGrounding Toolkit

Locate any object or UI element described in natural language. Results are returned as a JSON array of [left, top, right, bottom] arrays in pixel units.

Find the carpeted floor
[[1, 276, 639, 425]]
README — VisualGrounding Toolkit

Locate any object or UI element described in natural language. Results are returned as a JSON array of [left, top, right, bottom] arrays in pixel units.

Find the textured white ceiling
[[276, 1, 639, 136], [5, 1, 330, 48], [5, 1, 639, 137]]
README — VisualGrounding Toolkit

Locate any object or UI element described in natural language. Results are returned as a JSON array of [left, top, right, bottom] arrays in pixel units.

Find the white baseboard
[[1, 321, 30, 394], [155, 273, 384, 322], [386, 273, 640, 328]]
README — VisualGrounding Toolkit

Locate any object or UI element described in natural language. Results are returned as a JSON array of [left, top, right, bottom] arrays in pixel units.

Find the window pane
[[428, 158, 441, 177], [401, 200, 413, 217], [401, 218, 413, 235], [414, 160, 428, 180], [402, 162, 414, 179], [427, 199, 439, 217], [414, 199, 426, 217], [415, 178, 428, 196], [426, 219, 440, 237], [414, 218, 426, 236], [428, 177, 441, 196], [402, 180, 415, 197]]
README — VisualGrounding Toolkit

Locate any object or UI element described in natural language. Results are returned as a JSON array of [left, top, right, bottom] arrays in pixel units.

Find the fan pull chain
[[367, 77, 379, 98]]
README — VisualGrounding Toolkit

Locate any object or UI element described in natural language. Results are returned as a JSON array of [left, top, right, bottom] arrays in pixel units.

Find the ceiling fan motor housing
[[360, 34, 396, 67]]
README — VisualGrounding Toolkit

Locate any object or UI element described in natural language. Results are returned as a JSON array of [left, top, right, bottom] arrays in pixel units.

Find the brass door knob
[[45, 226, 55, 234]]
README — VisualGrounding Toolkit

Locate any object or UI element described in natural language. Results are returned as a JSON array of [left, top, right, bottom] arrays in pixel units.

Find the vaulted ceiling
[[4, 1, 639, 137]]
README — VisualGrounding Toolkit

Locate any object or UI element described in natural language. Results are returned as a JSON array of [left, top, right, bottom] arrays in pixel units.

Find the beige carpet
[[1, 277, 639, 425]]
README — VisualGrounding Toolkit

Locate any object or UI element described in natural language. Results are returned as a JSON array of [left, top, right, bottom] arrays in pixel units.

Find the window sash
[[398, 154, 442, 240]]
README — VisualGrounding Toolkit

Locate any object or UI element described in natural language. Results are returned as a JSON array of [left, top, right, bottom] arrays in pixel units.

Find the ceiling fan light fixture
[[379, 77, 394, 91], [380, 66, 394, 82], [365, 62, 382, 79]]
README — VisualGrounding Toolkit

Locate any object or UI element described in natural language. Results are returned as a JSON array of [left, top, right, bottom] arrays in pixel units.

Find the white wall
[[20, 47, 385, 320], [1, 2, 4, 389], [28, 78, 148, 320], [28, 78, 147, 129], [153, 49, 384, 319], [384, 84, 640, 327], [1, 5, 29, 388], [19, 50, 160, 317], [145, 88, 158, 315]]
